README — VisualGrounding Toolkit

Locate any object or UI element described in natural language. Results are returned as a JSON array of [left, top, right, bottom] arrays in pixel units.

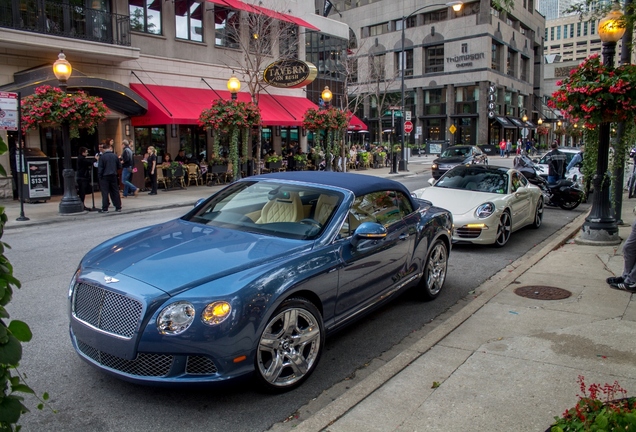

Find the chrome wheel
[[421, 240, 448, 300], [532, 197, 544, 229], [256, 298, 323, 391], [494, 211, 511, 247]]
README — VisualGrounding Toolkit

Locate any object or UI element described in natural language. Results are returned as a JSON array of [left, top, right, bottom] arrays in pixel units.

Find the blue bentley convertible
[[69, 172, 452, 391]]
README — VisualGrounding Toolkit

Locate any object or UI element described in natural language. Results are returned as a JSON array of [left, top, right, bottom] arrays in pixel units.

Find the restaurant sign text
[[263, 60, 318, 88]]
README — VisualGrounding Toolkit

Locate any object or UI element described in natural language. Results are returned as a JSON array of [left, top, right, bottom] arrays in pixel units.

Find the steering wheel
[[300, 218, 322, 230]]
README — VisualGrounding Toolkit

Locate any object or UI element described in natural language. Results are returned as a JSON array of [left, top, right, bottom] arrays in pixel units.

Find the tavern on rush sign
[[263, 60, 317, 88]]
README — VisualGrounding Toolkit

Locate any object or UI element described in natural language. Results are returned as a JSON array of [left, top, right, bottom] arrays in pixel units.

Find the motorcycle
[[514, 154, 584, 210]]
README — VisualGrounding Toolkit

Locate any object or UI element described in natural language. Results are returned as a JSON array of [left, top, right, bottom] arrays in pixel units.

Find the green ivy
[[0, 136, 51, 430]]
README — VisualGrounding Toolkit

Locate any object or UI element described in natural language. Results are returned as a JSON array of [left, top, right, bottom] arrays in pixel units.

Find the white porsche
[[413, 165, 544, 247]]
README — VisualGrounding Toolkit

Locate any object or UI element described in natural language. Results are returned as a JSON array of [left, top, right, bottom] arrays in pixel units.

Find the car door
[[334, 190, 412, 322], [508, 171, 531, 229]]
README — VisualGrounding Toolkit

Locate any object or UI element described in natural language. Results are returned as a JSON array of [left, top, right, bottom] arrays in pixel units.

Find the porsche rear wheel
[[532, 197, 544, 229], [255, 298, 324, 392], [494, 211, 511, 247], [419, 240, 448, 300]]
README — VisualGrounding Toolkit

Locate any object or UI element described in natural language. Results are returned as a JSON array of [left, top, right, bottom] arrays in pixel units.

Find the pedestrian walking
[[516, 138, 522, 155], [147, 146, 158, 195], [607, 215, 636, 292], [97, 140, 122, 213], [506, 138, 512, 158], [121, 139, 139, 198], [76, 147, 93, 211], [499, 139, 506, 157]]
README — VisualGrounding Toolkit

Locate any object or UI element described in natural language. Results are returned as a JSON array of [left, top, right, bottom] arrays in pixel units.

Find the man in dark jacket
[[121, 139, 139, 198], [544, 141, 567, 185], [97, 140, 122, 213]]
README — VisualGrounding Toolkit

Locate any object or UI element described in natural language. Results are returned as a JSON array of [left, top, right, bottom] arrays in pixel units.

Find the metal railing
[[0, 0, 131, 46]]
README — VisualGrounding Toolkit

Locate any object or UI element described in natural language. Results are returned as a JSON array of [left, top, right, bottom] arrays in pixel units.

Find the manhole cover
[[514, 285, 572, 300]]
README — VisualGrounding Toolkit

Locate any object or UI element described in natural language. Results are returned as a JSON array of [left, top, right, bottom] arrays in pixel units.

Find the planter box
[[266, 160, 282, 170]]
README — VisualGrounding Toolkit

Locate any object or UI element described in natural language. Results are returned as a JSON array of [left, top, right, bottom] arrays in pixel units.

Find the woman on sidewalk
[[147, 146, 158, 195]]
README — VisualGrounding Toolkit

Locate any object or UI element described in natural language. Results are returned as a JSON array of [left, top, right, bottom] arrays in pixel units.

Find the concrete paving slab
[[324, 346, 472, 432]]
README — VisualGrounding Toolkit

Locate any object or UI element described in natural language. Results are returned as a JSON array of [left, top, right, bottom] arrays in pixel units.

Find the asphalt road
[[6, 166, 589, 432]]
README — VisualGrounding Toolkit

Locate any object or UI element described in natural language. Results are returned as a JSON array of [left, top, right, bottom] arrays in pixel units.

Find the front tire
[[419, 240, 448, 300], [559, 198, 581, 211], [494, 211, 511, 247], [255, 298, 324, 392]]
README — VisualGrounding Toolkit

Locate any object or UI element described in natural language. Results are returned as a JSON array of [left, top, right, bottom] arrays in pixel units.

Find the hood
[[81, 219, 309, 294], [418, 187, 500, 215], [434, 155, 470, 165]]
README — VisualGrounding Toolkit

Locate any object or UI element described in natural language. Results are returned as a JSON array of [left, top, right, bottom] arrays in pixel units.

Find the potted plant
[[548, 376, 636, 432], [265, 154, 283, 170], [358, 152, 370, 169], [292, 153, 308, 170]]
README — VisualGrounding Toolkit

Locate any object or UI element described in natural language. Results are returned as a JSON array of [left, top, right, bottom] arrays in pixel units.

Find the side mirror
[[428, 177, 436, 186], [351, 222, 387, 248], [195, 198, 206, 208]]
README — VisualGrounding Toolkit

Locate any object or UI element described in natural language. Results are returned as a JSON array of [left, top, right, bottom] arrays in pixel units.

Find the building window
[[175, 0, 202, 42], [424, 45, 444, 73], [369, 53, 385, 80], [504, 91, 513, 116], [570, 23, 574, 38], [520, 56, 529, 81], [396, 49, 413, 76], [556, 26, 560, 40], [577, 22, 581, 37], [590, 19, 596, 35], [129, 0, 162, 34], [507, 48, 516, 77], [491, 41, 501, 72], [423, 9, 447, 25], [215, 7, 239, 48], [583, 21, 588, 36], [279, 24, 299, 58], [369, 22, 389, 36]]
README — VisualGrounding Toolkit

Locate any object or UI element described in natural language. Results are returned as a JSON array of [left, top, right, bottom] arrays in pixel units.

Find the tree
[[215, 6, 302, 173]]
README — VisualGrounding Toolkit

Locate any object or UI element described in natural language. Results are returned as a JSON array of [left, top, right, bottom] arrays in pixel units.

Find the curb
[[290, 209, 590, 432]]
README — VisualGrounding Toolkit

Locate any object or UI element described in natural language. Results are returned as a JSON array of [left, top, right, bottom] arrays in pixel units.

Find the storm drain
[[513, 285, 572, 300]]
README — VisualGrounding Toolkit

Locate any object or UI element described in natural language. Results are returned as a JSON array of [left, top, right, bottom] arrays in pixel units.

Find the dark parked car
[[431, 145, 488, 179], [68, 172, 453, 391]]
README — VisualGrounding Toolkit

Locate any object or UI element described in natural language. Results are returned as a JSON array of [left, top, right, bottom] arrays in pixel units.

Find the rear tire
[[559, 199, 581, 211], [418, 240, 448, 300]]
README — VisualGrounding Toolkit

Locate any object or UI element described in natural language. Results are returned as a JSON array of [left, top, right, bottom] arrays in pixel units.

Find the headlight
[[432, 163, 438, 170], [157, 301, 195, 335], [475, 202, 495, 218], [202, 301, 232, 325]]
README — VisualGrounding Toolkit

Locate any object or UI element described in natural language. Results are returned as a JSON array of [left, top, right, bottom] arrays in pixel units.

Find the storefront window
[[178, 125, 207, 162], [134, 127, 166, 157]]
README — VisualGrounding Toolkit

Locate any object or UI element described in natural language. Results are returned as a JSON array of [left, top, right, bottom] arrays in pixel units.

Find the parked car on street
[[431, 145, 488, 179], [68, 172, 453, 391], [413, 165, 544, 247]]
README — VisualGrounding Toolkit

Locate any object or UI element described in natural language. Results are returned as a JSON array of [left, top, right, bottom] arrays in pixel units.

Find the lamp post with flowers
[[582, 4, 624, 243], [53, 51, 84, 214]]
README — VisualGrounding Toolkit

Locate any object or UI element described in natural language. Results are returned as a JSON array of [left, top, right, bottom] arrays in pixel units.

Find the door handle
[[399, 233, 409, 241]]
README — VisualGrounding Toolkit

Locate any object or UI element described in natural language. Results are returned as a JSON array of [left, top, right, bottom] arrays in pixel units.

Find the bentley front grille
[[77, 339, 173, 377], [73, 282, 143, 338]]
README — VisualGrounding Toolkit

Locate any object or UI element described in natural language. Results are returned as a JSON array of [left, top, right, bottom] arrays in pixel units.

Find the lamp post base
[[576, 219, 620, 245], [59, 168, 85, 215], [398, 160, 408, 171]]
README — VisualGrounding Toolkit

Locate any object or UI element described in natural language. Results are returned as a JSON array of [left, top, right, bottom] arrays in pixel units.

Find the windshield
[[182, 181, 343, 240], [434, 166, 508, 194], [440, 147, 471, 158]]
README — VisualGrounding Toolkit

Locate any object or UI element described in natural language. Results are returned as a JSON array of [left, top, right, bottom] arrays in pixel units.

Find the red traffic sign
[[404, 121, 413, 134]]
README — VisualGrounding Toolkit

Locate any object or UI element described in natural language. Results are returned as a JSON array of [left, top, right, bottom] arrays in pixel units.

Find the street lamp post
[[227, 75, 241, 100], [321, 86, 333, 171], [53, 50, 84, 215], [579, 4, 624, 244], [399, 1, 462, 172]]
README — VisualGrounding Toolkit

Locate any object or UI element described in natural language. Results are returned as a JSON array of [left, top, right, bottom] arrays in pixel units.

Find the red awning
[[348, 113, 368, 131], [129, 84, 318, 127], [205, 0, 319, 31]]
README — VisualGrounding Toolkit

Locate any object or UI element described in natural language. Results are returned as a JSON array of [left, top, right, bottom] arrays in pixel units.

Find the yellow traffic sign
[[449, 124, 457, 134]]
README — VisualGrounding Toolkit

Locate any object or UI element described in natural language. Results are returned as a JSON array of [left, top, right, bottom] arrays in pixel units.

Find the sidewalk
[[3, 159, 432, 229], [287, 204, 636, 431]]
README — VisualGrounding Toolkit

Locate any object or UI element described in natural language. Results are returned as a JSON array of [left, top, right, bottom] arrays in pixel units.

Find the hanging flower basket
[[537, 125, 551, 136], [302, 107, 349, 132], [20, 85, 108, 138], [198, 99, 261, 132], [548, 54, 636, 127]]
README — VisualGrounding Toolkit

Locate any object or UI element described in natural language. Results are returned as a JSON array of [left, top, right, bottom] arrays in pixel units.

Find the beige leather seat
[[314, 194, 339, 225], [256, 192, 303, 224]]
